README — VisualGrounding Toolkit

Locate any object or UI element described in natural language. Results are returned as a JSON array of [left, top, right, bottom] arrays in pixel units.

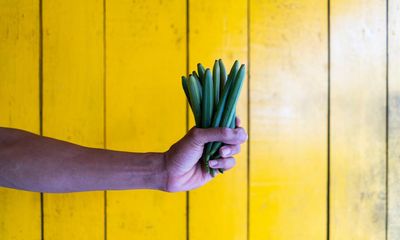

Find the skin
[[0, 118, 247, 193]]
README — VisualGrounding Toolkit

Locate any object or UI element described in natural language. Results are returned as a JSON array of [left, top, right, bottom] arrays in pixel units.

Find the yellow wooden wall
[[0, 0, 398, 239]]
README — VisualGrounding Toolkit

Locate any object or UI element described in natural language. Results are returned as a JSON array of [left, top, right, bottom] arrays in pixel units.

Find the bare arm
[[0, 127, 166, 192], [0, 120, 247, 193]]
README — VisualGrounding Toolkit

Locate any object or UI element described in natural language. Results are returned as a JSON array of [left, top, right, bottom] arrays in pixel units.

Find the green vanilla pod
[[213, 60, 220, 109], [197, 63, 206, 83], [188, 75, 202, 127], [227, 60, 240, 88], [192, 71, 200, 83], [202, 147, 210, 174], [201, 69, 213, 128], [230, 111, 236, 128], [219, 59, 227, 96], [209, 60, 239, 128], [181, 76, 191, 108], [192, 73, 203, 99], [220, 64, 245, 127]]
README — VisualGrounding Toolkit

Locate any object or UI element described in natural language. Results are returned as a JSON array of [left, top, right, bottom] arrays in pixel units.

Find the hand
[[163, 118, 247, 192]]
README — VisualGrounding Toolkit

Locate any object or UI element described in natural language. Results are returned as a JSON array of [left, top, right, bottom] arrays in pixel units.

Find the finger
[[188, 127, 248, 146], [235, 117, 241, 127], [219, 144, 241, 157], [208, 157, 236, 171]]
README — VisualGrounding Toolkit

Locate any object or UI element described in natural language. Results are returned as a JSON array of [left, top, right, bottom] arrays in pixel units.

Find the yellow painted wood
[[389, 0, 400, 238], [42, 0, 104, 239], [330, 0, 387, 239], [188, 1, 248, 239], [1, 1, 398, 239], [249, 0, 327, 239], [106, 0, 186, 239], [0, 1, 41, 239]]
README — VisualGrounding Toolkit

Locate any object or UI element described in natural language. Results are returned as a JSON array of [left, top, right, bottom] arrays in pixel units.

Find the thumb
[[187, 127, 248, 146]]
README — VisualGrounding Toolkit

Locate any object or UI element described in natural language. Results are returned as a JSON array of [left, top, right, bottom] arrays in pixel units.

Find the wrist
[[162, 150, 172, 192], [143, 152, 168, 191], [162, 149, 187, 193], [100, 150, 168, 191]]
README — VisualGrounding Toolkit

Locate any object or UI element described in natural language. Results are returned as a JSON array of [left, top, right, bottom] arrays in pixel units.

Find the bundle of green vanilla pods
[[181, 59, 246, 177]]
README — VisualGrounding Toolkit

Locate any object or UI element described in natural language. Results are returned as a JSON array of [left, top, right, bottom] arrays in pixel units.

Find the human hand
[[163, 118, 247, 192]]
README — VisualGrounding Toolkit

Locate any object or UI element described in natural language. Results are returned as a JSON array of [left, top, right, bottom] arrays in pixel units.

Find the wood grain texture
[[0, 0, 41, 239], [105, 0, 186, 239], [188, 0, 248, 239], [42, 0, 104, 239], [388, 0, 400, 238], [249, 0, 328, 239], [330, 0, 387, 239], [1, 1, 398, 239]]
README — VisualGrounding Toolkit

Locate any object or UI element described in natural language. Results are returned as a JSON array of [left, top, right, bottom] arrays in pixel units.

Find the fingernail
[[209, 160, 218, 167], [221, 148, 231, 156]]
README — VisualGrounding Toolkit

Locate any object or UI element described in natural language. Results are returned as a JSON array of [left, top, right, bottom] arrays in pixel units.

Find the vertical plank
[[42, 0, 104, 239], [0, 1, 41, 239], [188, 1, 248, 240], [249, 0, 328, 239], [388, 0, 400, 238], [106, 0, 186, 239], [330, 0, 387, 239]]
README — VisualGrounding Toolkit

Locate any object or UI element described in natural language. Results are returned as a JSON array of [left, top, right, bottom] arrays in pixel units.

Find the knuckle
[[189, 127, 200, 138], [220, 128, 231, 139], [233, 128, 240, 137], [231, 129, 241, 143], [187, 127, 204, 146]]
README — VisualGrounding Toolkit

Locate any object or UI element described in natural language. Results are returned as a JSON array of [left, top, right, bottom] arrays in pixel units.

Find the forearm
[[0, 127, 167, 193]]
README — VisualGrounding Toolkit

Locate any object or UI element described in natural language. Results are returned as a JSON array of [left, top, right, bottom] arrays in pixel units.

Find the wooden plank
[[42, 0, 104, 239], [0, 1, 41, 239], [330, 0, 387, 239], [388, 0, 400, 238], [249, 0, 327, 239], [188, 1, 248, 239], [105, 0, 186, 239]]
